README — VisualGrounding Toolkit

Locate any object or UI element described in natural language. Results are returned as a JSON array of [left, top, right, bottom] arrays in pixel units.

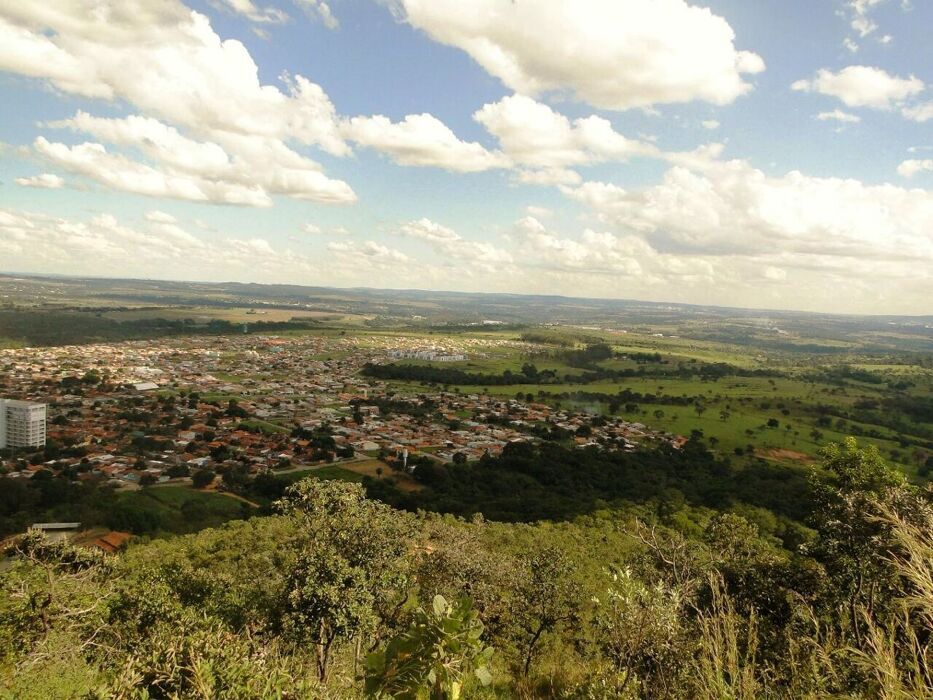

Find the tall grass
[[848, 504, 933, 699], [686, 576, 761, 700]]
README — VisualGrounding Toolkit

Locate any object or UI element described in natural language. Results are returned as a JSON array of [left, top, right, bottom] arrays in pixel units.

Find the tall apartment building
[[0, 399, 47, 449]]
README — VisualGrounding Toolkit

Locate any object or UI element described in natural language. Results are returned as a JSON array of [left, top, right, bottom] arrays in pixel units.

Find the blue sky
[[0, 0, 931, 314]]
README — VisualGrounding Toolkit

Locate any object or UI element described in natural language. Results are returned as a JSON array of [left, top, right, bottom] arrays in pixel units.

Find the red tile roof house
[[93, 531, 131, 554]]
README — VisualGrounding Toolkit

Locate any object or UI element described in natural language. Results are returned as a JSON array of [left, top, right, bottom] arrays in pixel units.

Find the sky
[[0, 0, 932, 315]]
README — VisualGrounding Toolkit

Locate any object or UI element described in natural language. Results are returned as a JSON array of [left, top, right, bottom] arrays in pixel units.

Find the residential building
[[0, 399, 47, 449]]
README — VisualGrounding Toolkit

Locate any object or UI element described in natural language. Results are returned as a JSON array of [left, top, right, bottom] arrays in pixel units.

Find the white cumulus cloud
[[327, 240, 409, 264], [897, 159, 933, 177], [343, 113, 508, 172], [0, 206, 420, 286], [0, 1, 355, 205], [387, 0, 764, 111], [397, 218, 512, 270], [293, 0, 338, 29], [816, 109, 862, 123], [213, 0, 288, 24], [474, 94, 658, 168], [14, 173, 64, 189], [902, 101, 933, 123], [145, 210, 178, 224], [563, 159, 933, 266], [792, 65, 924, 109]]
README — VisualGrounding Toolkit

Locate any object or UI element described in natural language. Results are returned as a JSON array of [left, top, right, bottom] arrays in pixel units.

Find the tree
[[363, 595, 493, 700], [221, 463, 250, 491], [166, 464, 190, 479], [225, 399, 248, 418], [284, 546, 379, 681], [809, 438, 908, 645], [277, 480, 415, 681], [2, 530, 111, 669], [509, 546, 582, 677], [592, 567, 684, 695], [191, 469, 215, 488]]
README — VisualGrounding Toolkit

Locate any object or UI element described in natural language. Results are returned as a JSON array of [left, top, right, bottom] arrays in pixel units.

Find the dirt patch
[[757, 448, 816, 463], [342, 459, 424, 492]]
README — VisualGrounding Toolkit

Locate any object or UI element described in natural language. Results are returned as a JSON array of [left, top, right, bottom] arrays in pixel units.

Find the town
[[0, 333, 682, 495]]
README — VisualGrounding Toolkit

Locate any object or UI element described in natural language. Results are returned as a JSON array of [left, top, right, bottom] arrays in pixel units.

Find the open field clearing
[[112, 486, 251, 534], [341, 458, 424, 491]]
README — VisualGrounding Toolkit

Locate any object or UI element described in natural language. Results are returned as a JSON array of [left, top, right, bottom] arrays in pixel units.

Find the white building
[[29, 522, 80, 543], [0, 399, 47, 449], [388, 349, 466, 362]]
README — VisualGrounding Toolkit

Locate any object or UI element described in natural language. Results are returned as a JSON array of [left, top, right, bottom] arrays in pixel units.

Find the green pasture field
[[373, 334, 930, 479], [236, 419, 290, 435], [114, 486, 251, 534], [277, 465, 364, 484]]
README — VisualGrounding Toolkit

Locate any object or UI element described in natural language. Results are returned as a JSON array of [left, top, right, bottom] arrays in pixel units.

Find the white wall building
[[0, 399, 47, 449], [388, 349, 467, 362]]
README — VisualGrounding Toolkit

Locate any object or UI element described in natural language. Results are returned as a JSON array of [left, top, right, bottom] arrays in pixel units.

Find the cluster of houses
[[0, 333, 681, 489]]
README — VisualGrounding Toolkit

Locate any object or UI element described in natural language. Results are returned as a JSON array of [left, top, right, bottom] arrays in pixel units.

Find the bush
[[191, 469, 215, 488]]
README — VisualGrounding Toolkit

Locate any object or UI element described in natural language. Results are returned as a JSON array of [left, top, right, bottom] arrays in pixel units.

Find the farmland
[[367, 325, 932, 478]]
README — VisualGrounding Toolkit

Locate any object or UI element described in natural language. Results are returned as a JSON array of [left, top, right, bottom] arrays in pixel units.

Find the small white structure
[[0, 399, 47, 449], [30, 522, 80, 543], [389, 349, 466, 362]]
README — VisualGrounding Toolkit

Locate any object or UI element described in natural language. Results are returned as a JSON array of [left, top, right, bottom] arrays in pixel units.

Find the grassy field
[[371, 327, 931, 480], [276, 465, 364, 485], [237, 419, 290, 435], [341, 459, 423, 491], [114, 486, 252, 534]]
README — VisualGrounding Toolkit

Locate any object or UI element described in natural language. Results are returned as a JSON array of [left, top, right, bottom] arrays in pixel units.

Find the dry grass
[[687, 576, 761, 700], [847, 504, 933, 699], [341, 459, 424, 492]]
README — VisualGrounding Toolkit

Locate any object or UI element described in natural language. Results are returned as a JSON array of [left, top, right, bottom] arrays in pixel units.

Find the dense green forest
[[0, 438, 809, 543], [368, 440, 812, 540], [0, 309, 318, 347], [361, 358, 779, 387], [2, 439, 932, 698]]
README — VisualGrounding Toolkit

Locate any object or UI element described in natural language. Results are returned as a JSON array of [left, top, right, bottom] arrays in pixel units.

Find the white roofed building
[[0, 399, 47, 449]]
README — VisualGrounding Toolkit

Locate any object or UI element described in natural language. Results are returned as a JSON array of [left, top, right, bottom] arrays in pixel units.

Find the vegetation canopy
[[1, 440, 931, 698]]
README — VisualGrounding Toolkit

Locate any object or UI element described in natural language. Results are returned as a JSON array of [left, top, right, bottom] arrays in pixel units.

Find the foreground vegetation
[[2, 440, 931, 698]]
